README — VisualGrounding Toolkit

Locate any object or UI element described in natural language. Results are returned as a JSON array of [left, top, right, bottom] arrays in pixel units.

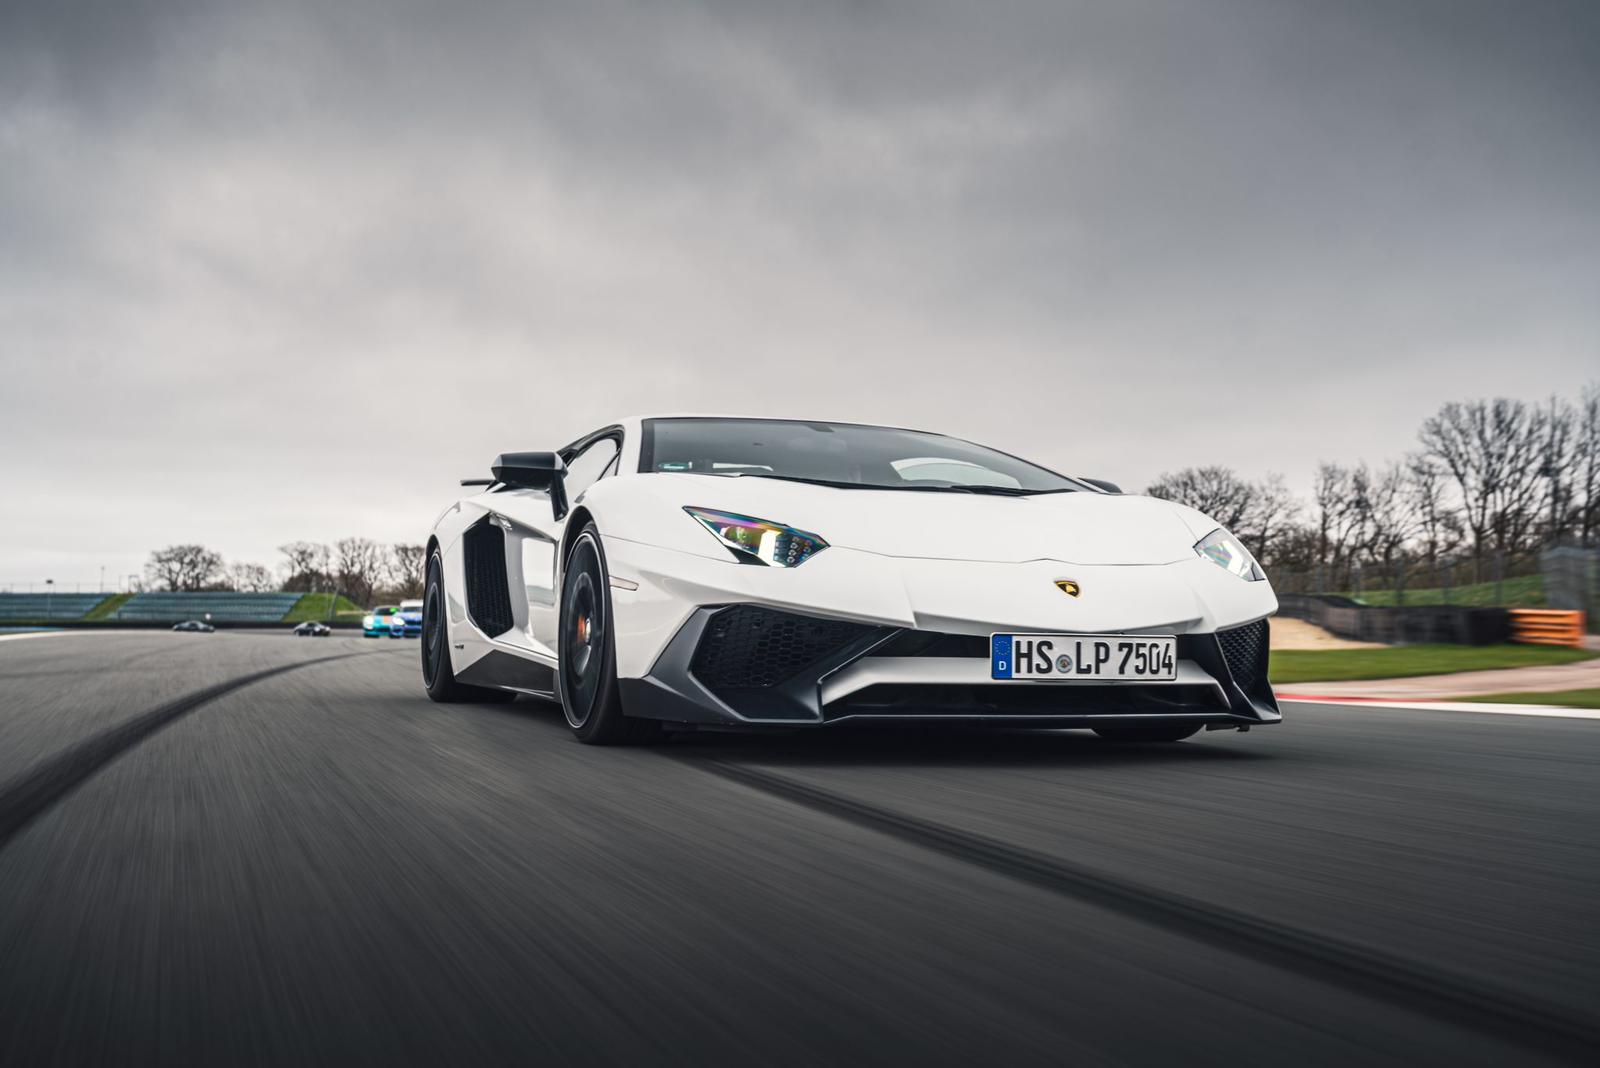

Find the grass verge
[[1461, 688, 1600, 709], [84, 593, 133, 620], [1270, 643, 1598, 685], [1344, 574, 1544, 609], [284, 593, 367, 623]]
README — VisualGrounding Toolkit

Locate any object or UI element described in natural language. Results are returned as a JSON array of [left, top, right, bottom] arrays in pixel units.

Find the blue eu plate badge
[[991, 634, 1014, 679]]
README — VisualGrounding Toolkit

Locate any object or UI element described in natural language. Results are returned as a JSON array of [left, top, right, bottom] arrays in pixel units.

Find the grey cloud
[[1, 0, 1596, 584]]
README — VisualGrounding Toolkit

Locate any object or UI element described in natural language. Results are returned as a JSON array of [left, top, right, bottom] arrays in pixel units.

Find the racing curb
[[1279, 693, 1600, 719]]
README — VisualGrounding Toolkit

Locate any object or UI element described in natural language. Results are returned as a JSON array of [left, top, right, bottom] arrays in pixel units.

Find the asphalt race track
[[1, 632, 1595, 1066]]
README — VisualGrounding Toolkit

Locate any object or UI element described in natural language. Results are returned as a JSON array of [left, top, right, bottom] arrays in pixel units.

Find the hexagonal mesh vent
[[463, 522, 514, 637], [1217, 619, 1268, 691], [691, 606, 875, 690]]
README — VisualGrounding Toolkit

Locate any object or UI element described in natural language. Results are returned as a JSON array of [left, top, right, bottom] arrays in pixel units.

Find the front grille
[[1217, 619, 1268, 691], [691, 606, 877, 691]]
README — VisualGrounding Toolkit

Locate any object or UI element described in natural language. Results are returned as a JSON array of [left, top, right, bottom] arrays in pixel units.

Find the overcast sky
[[2, 0, 1596, 589]]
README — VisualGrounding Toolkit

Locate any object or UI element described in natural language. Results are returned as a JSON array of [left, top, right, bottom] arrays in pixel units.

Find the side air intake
[[1217, 619, 1269, 694], [462, 521, 514, 637], [690, 606, 878, 692]]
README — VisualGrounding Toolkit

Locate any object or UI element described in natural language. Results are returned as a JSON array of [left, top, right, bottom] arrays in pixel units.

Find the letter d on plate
[[990, 634, 1014, 679]]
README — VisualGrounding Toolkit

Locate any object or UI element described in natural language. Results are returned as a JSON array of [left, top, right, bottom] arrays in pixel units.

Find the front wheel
[[421, 550, 515, 704], [558, 526, 662, 745], [1093, 725, 1203, 743]]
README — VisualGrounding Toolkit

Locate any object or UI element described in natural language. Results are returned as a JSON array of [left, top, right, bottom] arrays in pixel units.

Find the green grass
[[1345, 574, 1544, 609], [85, 593, 132, 620], [283, 592, 367, 623], [1462, 688, 1600, 709], [1270, 643, 1598, 684]]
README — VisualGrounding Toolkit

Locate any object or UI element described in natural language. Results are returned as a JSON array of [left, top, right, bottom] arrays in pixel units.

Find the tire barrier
[[1508, 609, 1586, 648]]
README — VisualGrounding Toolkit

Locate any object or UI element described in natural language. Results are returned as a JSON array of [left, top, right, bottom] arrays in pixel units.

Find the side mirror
[[492, 452, 569, 519], [1082, 478, 1122, 494]]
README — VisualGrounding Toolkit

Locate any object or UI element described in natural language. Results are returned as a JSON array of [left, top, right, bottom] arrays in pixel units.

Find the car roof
[[611, 413, 952, 441]]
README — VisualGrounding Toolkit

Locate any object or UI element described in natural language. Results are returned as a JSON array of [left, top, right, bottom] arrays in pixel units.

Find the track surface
[[1, 632, 1595, 1066]]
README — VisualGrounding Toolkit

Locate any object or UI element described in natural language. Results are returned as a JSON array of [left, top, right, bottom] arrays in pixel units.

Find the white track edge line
[[1281, 696, 1600, 720]]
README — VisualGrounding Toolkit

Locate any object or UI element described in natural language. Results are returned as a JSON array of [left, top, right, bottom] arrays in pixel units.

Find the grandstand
[[113, 592, 304, 623], [0, 593, 111, 622]]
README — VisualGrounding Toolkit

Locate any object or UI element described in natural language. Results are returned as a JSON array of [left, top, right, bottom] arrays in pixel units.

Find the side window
[[564, 437, 621, 500]]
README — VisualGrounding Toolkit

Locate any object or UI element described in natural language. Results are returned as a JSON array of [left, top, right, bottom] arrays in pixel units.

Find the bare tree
[[145, 545, 223, 591], [1419, 398, 1553, 568], [1353, 463, 1419, 578], [1145, 466, 1299, 564], [388, 544, 427, 599], [1247, 473, 1300, 565], [1146, 467, 1253, 530], [1578, 382, 1600, 548], [335, 537, 386, 606], [278, 541, 331, 592], [226, 562, 277, 593], [1405, 454, 1465, 567], [1312, 463, 1365, 582], [1532, 395, 1578, 545]]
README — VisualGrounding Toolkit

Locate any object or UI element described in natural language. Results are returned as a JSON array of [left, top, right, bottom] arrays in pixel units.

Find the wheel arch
[[560, 505, 596, 567]]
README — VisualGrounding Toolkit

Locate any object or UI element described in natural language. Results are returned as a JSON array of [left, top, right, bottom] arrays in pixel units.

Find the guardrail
[[1508, 609, 1586, 648]]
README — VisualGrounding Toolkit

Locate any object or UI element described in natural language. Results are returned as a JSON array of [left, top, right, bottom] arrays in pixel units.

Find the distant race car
[[421, 416, 1280, 745], [363, 606, 398, 638], [293, 621, 332, 637], [394, 599, 423, 638], [172, 620, 215, 633]]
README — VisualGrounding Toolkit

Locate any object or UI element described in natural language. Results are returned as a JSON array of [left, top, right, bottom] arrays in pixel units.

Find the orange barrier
[[1508, 609, 1587, 648]]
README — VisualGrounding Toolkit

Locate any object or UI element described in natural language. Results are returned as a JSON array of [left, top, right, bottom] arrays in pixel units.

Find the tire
[[557, 525, 662, 745], [1093, 725, 1203, 743], [422, 549, 516, 704]]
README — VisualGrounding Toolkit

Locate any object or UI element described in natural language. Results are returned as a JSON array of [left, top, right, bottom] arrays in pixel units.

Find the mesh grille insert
[[463, 522, 514, 637], [1217, 619, 1268, 691], [691, 606, 876, 690]]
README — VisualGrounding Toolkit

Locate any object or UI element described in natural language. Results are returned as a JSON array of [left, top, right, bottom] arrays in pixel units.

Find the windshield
[[640, 418, 1082, 493]]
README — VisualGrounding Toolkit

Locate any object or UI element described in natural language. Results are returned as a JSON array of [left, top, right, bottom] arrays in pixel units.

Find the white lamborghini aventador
[[421, 416, 1280, 744]]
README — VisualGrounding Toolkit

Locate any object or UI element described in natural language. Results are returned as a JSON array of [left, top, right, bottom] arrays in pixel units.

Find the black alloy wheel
[[558, 525, 662, 744]]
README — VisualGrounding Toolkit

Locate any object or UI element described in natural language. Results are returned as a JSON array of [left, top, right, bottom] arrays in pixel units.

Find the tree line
[[1146, 387, 1599, 587], [138, 386, 1598, 603], [143, 539, 426, 606]]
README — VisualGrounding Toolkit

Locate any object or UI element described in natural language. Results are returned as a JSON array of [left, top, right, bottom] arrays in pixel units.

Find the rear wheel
[[422, 549, 516, 704], [1093, 725, 1203, 743], [558, 526, 662, 745]]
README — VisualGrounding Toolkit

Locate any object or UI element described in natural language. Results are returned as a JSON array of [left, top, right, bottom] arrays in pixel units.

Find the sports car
[[394, 599, 423, 638], [421, 416, 1280, 744], [363, 606, 398, 638]]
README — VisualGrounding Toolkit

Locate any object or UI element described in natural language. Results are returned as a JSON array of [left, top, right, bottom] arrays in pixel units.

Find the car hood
[[633, 475, 1209, 565]]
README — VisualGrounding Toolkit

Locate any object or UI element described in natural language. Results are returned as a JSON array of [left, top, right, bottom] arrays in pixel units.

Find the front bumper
[[616, 605, 1279, 730]]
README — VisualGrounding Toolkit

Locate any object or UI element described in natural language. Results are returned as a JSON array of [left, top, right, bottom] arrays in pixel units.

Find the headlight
[[684, 507, 828, 567], [363, 615, 375, 628], [1195, 528, 1264, 581]]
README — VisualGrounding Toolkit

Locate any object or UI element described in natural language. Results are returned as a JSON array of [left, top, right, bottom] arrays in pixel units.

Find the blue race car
[[394, 598, 423, 638], [363, 605, 398, 638]]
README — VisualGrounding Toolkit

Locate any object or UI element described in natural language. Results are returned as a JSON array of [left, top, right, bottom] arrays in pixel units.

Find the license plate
[[991, 634, 1177, 681]]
